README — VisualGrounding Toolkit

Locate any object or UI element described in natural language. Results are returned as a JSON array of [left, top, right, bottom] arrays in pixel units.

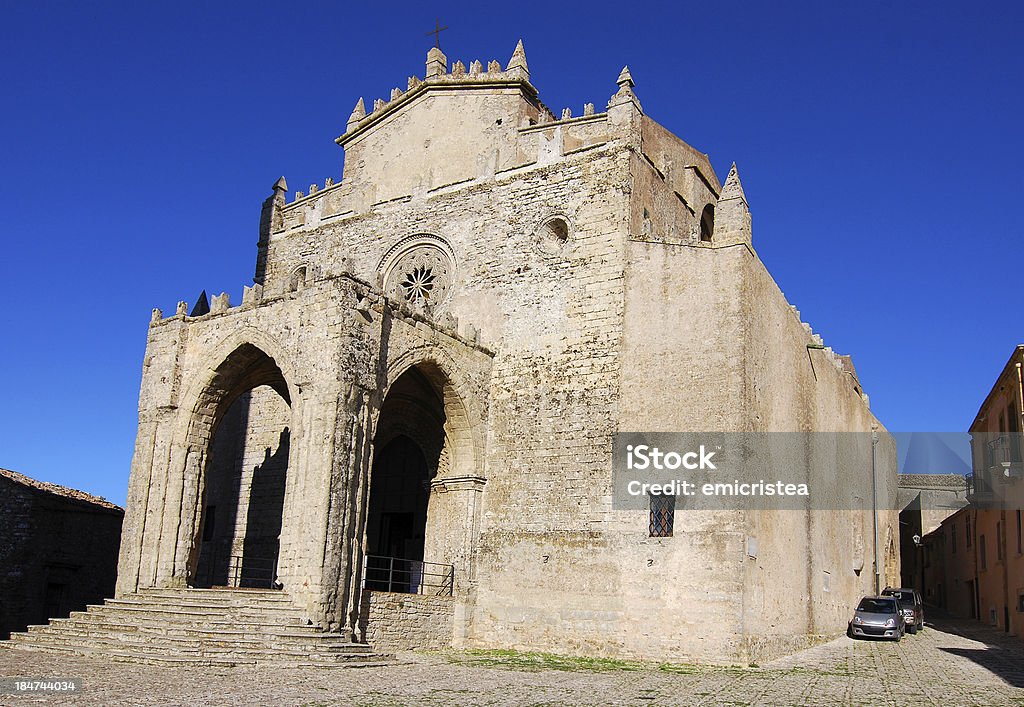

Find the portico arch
[[381, 349, 482, 478], [181, 343, 294, 589], [363, 359, 477, 594]]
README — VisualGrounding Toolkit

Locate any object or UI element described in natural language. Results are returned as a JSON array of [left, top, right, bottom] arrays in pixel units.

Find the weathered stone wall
[[0, 472, 123, 639], [614, 237, 748, 661], [0, 479, 35, 639], [899, 473, 969, 592], [359, 590, 455, 651], [340, 87, 540, 205], [737, 248, 901, 662], [262, 118, 634, 648], [924, 506, 977, 618], [967, 349, 1024, 634]]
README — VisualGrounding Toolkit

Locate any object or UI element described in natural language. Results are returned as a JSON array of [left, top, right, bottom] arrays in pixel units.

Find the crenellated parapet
[[149, 284, 269, 328], [293, 176, 339, 202], [788, 303, 868, 402], [147, 272, 495, 356], [339, 40, 538, 143]]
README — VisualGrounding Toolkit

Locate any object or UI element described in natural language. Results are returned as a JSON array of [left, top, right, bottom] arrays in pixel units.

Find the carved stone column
[[424, 475, 487, 593]]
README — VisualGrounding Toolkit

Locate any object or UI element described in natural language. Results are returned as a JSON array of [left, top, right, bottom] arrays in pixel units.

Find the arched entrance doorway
[[364, 364, 447, 593], [189, 344, 292, 589]]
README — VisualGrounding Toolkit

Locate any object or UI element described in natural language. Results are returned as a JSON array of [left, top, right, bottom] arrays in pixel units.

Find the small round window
[[535, 215, 572, 257], [544, 217, 569, 243]]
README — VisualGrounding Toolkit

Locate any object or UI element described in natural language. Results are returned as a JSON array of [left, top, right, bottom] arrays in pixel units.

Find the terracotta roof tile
[[0, 467, 123, 513]]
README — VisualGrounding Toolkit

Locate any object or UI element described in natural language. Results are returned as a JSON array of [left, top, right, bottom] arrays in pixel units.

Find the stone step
[[76, 604, 308, 623], [90, 606, 307, 624], [62, 610, 310, 631], [110, 595, 297, 609], [8, 641, 255, 667], [33, 614, 321, 632], [28, 620, 349, 645], [8, 641, 391, 669], [8, 633, 381, 663], [133, 590, 296, 606], [90, 609, 307, 624], [124, 598, 297, 611], [54, 618, 310, 636], [139, 586, 285, 594], [4, 588, 391, 668], [106, 590, 303, 606], [20, 625, 371, 652]]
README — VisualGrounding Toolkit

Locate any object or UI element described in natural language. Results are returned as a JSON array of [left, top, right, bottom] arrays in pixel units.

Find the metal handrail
[[227, 554, 279, 589], [194, 548, 279, 589], [362, 554, 454, 596], [986, 434, 1024, 470], [967, 472, 993, 498]]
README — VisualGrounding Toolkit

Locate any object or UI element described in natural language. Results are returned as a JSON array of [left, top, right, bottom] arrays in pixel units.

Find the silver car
[[882, 587, 924, 634], [848, 595, 905, 641]]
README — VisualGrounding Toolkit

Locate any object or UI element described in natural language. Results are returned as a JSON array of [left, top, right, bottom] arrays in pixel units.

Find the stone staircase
[[1, 588, 391, 668]]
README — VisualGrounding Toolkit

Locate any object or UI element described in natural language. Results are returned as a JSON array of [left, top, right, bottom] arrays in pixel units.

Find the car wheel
[[893, 630, 901, 643], [907, 624, 917, 635], [847, 623, 855, 639]]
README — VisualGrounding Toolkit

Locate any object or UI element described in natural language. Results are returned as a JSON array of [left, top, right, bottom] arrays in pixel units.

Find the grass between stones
[[436, 648, 737, 675]]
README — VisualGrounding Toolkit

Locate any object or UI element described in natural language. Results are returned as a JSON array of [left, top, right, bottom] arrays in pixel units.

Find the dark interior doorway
[[364, 366, 446, 593], [366, 437, 430, 563]]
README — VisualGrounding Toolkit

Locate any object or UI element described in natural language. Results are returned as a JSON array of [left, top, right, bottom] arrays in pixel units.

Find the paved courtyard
[[2, 617, 1023, 706]]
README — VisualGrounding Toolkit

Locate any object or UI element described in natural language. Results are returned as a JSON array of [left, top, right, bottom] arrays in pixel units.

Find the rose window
[[400, 265, 436, 304], [382, 241, 454, 310]]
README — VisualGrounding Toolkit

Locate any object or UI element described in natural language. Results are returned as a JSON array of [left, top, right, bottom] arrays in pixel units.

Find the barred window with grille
[[649, 492, 675, 537]]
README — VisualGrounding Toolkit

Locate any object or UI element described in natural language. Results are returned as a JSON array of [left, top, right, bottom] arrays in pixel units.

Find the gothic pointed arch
[[178, 342, 295, 590], [382, 348, 482, 478]]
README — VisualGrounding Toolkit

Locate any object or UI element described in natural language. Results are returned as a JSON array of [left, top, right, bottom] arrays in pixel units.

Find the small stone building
[[0, 468, 123, 639], [116, 41, 899, 663], [897, 473, 968, 592]]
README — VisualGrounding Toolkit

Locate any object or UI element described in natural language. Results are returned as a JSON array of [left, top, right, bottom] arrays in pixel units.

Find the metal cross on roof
[[426, 19, 448, 49]]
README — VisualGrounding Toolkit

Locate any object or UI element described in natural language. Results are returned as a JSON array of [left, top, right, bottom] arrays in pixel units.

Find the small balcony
[[985, 434, 1024, 480], [966, 472, 995, 505]]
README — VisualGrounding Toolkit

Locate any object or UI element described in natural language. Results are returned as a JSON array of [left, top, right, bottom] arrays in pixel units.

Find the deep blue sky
[[2, 2, 1021, 505]]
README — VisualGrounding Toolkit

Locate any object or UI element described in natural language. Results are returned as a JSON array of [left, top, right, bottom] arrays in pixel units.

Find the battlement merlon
[[324, 41, 633, 207], [336, 41, 540, 146]]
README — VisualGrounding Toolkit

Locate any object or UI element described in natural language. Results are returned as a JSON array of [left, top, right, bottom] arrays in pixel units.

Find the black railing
[[362, 555, 454, 596], [194, 548, 279, 589], [227, 555, 279, 589], [986, 434, 1024, 472], [966, 472, 994, 501]]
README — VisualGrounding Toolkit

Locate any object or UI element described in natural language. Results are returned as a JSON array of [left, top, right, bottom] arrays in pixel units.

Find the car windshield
[[857, 598, 897, 613], [883, 590, 909, 602]]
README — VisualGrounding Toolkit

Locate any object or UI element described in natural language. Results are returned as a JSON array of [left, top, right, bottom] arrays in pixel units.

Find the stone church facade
[[116, 42, 899, 664]]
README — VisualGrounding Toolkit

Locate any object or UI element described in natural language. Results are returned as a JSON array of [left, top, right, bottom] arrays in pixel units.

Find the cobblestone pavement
[[2, 617, 1024, 706]]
